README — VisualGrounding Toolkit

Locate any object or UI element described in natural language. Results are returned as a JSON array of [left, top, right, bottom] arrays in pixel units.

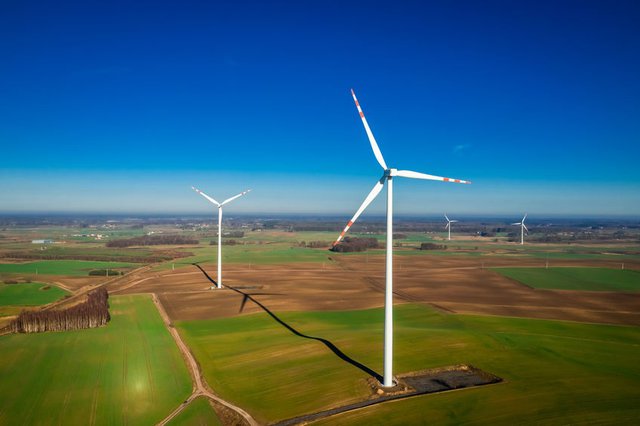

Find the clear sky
[[1, 0, 639, 218]]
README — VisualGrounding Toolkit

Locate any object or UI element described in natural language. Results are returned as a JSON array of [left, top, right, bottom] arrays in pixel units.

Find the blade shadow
[[192, 262, 218, 287], [191, 263, 382, 382]]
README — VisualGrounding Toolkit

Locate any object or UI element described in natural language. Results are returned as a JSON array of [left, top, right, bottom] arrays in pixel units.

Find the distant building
[[32, 239, 54, 244]]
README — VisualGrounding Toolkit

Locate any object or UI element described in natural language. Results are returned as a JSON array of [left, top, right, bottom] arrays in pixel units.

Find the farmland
[[177, 304, 640, 424], [0, 294, 192, 425], [493, 267, 640, 291], [0, 215, 639, 425], [0, 260, 136, 276], [166, 396, 222, 426], [0, 282, 69, 307]]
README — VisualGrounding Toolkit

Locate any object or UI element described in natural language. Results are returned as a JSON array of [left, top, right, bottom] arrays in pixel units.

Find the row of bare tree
[[330, 237, 379, 253], [106, 235, 198, 247], [7, 288, 110, 333], [2, 251, 175, 263]]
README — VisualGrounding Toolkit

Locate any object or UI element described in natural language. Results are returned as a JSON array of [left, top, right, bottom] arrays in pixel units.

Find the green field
[[0, 294, 192, 424], [177, 304, 640, 424], [166, 397, 221, 426], [162, 244, 333, 268], [0, 282, 69, 307], [146, 229, 640, 270], [494, 267, 640, 291], [4, 245, 163, 260], [0, 260, 136, 276]]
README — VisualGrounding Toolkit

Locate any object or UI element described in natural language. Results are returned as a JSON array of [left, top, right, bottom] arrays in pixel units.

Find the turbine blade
[[445, 222, 450, 230], [511, 222, 521, 225], [522, 213, 527, 223], [192, 186, 220, 206], [396, 170, 471, 184], [351, 89, 387, 170], [333, 179, 385, 246], [444, 213, 450, 222], [451, 220, 459, 223], [523, 224, 529, 232], [221, 189, 251, 206]]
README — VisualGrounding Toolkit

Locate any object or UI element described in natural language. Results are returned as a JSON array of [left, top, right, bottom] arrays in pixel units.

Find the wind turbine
[[192, 186, 251, 289], [333, 90, 471, 388], [444, 213, 458, 241], [511, 214, 528, 245]]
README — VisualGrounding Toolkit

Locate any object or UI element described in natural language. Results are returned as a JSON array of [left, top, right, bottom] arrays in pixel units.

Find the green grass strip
[[493, 267, 640, 291]]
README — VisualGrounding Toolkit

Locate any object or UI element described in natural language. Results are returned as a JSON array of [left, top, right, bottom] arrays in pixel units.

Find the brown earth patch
[[108, 256, 640, 326]]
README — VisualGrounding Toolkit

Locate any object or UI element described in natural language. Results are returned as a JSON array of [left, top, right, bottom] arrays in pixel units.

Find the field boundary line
[[151, 293, 258, 426]]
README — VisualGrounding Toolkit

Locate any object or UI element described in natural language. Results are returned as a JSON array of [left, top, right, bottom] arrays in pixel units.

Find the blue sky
[[1, 0, 639, 217]]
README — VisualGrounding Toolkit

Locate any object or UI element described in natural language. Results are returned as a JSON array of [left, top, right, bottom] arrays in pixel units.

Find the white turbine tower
[[333, 89, 471, 388], [192, 186, 251, 289], [444, 213, 458, 241], [511, 214, 528, 245]]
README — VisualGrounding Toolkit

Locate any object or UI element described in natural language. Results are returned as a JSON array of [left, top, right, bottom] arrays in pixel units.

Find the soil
[[108, 255, 640, 326]]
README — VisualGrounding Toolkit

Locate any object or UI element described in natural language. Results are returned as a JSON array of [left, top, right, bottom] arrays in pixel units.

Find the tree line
[[6, 287, 110, 333], [329, 237, 379, 253], [106, 235, 198, 247], [210, 239, 242, 246], [420, 242, 448, 250], [297, 241, 330, 248], [2, 251, 177, 263]]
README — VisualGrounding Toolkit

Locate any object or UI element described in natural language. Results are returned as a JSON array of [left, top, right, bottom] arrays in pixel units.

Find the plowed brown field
[[109, 254, 640, 326]]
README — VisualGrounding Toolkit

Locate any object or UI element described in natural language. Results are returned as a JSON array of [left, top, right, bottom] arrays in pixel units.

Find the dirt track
[[113, 255, 640, 326], [152, 293, 257, 426]]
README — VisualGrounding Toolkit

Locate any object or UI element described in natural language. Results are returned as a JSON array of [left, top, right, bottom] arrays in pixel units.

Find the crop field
[[177, 304, 640, 425], [166, 396, 221, 426], [136, 251, 640, 326], [160, 230, 640, 270], [162, 244, 333, 268], [0, 294, 192, 425], [2, 221, 640, 424], [0, 282, 69, 307], [0, 260, 136, 276], [494, 267, 640, 291]]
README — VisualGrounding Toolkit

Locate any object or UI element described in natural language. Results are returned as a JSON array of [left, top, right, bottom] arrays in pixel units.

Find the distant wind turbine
[[444, 213, 458, 241], [333, 89, 471, 388], [192, 186, 251, 289], [511, 214, 528, 245]]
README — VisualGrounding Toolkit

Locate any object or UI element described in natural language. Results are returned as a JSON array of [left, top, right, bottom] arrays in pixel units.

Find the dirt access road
[[152, 293, 257, 426]]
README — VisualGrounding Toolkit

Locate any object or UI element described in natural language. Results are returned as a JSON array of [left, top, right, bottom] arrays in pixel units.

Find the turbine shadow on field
[[192, 263, 383, 382]]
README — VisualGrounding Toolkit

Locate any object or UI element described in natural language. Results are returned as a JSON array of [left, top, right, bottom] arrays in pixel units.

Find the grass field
[[0, 260, 136, 276], [146, 229, 640, 270], [494, 267, 640, 291], [0, 282, 69, 307], [4, 244, 161, 260], [177, 304, 640, 424], [162, 244, 333, 268], [0, 294, 192, 425], [166, 397, 221, 426]]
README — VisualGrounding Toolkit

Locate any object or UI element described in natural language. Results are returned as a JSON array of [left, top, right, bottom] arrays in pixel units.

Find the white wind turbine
[[333, 90, 471, 387], [444, 213, 458, 241], [192, 186, 251, 289], [511, 214, 528, 245]]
